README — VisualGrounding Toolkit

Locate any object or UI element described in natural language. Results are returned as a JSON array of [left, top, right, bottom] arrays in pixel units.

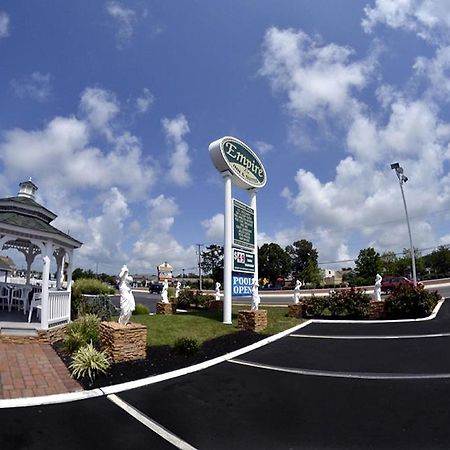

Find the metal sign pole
[[223, 171, 232, 324]]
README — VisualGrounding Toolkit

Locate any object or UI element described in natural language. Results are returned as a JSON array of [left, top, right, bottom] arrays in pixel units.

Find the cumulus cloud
[[362, 0, 450, 43], [260, 27, 376, 122], [10, 72, 52, 102], [0, 12, 9, 39], [254, 140, 274, 155], [162, 114, 192, 186], [136, 88, 154, 113], [106, 1, 136, 48], [202, 213, 224, 241], [132, 194, 197, 272]]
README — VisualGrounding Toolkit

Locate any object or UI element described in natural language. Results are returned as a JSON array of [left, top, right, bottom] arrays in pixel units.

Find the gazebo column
[[40, 241, 54, 330], [65, 249, 74, 292], [55, 249, 66, 290]]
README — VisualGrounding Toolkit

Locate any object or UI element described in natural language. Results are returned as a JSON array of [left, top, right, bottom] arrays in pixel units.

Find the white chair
[[0, 286, 9, 310], [10, 287, 28, 314], [28, 292, 42, 323]]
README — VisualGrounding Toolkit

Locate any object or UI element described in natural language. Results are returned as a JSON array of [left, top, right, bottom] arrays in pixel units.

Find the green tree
[[258, 243, 291, 285], [201, 245, 224, 284], [379, 251, 399, 276], [355, 247, 381, 284], [285, 240, 320, 285], [424, 246, 450, 278]]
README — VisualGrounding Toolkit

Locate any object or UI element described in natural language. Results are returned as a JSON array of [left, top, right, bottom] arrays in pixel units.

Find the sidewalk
[[0, 343, 82, 399]]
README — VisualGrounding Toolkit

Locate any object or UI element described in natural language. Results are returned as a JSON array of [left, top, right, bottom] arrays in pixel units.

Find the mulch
[[53, 331, 266, 390]]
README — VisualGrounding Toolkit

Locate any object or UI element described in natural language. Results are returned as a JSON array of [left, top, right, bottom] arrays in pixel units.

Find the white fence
[[48, 290, 71, 326]]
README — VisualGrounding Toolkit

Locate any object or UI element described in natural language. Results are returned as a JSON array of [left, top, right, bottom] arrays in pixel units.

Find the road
[[128, 283, 450, 312]]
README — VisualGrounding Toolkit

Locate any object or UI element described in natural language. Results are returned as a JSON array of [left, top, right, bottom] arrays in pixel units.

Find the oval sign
[[209, 136, 267, 189]]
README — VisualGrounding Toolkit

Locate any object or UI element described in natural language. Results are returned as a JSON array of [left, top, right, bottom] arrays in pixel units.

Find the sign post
[[209, 137, 266, 324]]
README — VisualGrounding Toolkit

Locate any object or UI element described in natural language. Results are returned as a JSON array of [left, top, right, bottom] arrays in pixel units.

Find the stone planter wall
[[369, 300, 386, 320], [0, 325, 67, 344], [208, 300, 223, 312], [156, 302, 176, 315], [238, 310, 268, 332], [288, 303, 304, 318], [100, 321, 147, 362]]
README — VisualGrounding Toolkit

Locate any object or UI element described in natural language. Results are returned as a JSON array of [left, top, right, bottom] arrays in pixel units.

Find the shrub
[[302, 295, 326, 317], [75, 294, 117, 320], [70, 342, 111, 383], [71, 278, 116, 319], [193, 293, 214, 309], [63, 314, 101, 353], [133, 303, 149, 315], [176, 290, 195, 308], [385, 284, 440, 319], [174, 337, 200, 356]]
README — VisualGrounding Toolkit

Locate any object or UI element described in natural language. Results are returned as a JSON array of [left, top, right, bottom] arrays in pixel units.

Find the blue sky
[[1, 0, 450, 275]]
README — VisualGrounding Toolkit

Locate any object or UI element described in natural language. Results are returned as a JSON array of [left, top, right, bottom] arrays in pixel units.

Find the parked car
[[381, 276, 423, 294], [149, 282, 164, 294]]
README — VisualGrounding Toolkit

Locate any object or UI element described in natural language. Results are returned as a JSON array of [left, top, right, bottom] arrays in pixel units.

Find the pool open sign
[[232, 273, 253, 296]]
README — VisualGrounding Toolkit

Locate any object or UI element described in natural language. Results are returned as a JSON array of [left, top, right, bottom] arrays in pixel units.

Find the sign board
[[233, 199, 254, 250], [233, 248, 255, 273], [209, 136, 267, 190], [232, 272, 254, 296]]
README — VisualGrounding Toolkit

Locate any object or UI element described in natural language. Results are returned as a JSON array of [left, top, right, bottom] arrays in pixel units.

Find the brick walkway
[[0, 343, 82, 399]]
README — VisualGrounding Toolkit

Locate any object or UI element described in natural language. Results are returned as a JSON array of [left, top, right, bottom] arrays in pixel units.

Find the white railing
[[48, 290, 71, 326]]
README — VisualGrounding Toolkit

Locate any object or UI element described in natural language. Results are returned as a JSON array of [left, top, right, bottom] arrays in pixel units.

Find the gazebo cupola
[[17, 179, 38, 199]]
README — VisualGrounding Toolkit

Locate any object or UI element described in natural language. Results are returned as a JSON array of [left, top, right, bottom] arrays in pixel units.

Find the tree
[[354, 247, 381, 284], [424, 246, 450, 278], [379, 251, 398, 276], [258, 243, 291, 285], [285, 240, 320, 285], [201, 245, 224, 284]]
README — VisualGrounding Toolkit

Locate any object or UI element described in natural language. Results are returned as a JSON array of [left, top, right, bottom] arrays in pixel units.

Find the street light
[[391, 162, 417, 285]]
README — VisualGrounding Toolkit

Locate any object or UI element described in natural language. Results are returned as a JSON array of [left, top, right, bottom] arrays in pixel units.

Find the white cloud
[[132, 194, 197, 272], [202, 213, 224, 241], [136, 88, 154, 113], [260, 27, 376, 122], [254, 140, 274, 155], [10, 72, 52, 102], [0, 12, 9, 39], [106, 1, 136, 48], [162, 114, 192, 186], [362, 0, 450, 43]]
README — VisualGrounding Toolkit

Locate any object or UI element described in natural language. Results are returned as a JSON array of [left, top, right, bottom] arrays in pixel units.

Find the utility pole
[[196, 243, 203, 290]]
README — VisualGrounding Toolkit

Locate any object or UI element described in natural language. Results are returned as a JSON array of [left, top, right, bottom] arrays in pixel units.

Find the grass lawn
[[130, 306, 304, 347]]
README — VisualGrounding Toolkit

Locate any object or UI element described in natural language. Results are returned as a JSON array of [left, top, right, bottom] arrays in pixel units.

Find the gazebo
[[0, 180, 82, 331]]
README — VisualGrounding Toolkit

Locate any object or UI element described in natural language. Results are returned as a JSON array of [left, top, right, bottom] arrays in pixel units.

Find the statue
[[175, 281, 181, 299], [374, 273, 382, 301], [215, 282, 221, 301], [118, 265, 135, 325], [293, 279, 302, 304], [161, 279, 169, 303], [251, 279, 260, 311]]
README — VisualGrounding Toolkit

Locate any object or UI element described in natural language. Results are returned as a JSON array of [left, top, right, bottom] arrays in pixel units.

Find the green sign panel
[[233, 248, 255, 273], [233, 199, 254, 250]]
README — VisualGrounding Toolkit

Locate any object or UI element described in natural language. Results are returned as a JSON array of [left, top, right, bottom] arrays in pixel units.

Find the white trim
[[227, 359, 450, 380], [290, 332, 450, 340], [108, 394, 197, 450]]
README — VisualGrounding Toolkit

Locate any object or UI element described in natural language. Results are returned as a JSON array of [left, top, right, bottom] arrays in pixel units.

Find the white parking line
[[290, 332, 450, 340], [228, 359, 450, 380], [108, 394, 197, 450]]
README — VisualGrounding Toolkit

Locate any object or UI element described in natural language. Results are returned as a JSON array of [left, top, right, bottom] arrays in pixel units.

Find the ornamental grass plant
[[69, 342, 111, 383]]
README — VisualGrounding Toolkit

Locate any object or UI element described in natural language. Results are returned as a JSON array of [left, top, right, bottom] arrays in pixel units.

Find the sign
[[233, 199, 254, 250], [233, 248, 255, 273], [232, 272, 254, 296], [209, 136, 267, 189]]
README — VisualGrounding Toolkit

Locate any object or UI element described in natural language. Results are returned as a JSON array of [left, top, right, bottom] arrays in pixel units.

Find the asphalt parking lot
[[2, 299, 450, 449]]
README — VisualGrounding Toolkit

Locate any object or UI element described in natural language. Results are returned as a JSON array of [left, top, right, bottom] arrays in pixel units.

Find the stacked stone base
[[238, 310, 268, 332], [369, 300, 386, 320], [100, 321, 147, 362], [156, 302, 176, 315], [208, 300, 223, 312], [288, 303, 304, 318]]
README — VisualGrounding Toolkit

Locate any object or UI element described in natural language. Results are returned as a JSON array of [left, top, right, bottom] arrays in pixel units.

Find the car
[[149, 282, 164, 294], [380, 276, 423, 294]]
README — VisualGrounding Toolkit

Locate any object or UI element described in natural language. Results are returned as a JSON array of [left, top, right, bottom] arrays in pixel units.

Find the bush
[[133, 303, 149, 315], [176, 290, 195, 308], [69, 342, 111, 383], [71, 278, 116, 319], [63, 314, 101, 353], [193, 293, 214, 308], [76, 294, 117, 320], [302, 295, 326, 317], [174, 337, 200, 356], [385, 284, 440, 319]]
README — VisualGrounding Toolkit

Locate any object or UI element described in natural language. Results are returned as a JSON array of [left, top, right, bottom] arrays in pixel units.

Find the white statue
[[118, 265, 135, 325], [161, 279, 169, 304], [293, 279, 302, 304], [175, 281, 181, 299], [251, 279, 260, 311], [215, 282, 221, 301], [374, 273, 382, 301]]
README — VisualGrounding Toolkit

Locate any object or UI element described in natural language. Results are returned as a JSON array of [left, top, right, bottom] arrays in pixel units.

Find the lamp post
[[390, 162, 417, 285]]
